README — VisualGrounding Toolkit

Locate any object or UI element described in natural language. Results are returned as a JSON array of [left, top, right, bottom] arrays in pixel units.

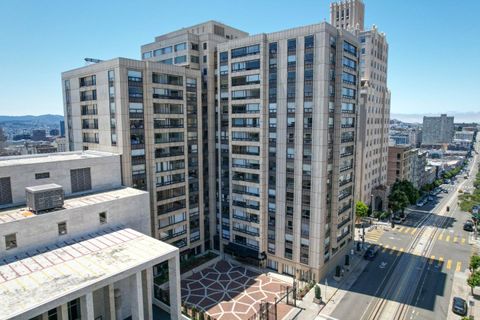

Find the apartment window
[[142, 51, 152, 59], [231, 59, 260, 72], [174, 55, 187, 64], [342, 57, 357, 70], [343, 41, 357, 56], [203, 42, 207, 50], [231, 44, 260, 58], [35, 172, 50, 180], [70, 168, 92, 193], [191, 43, 199, 51], [79, 75, 96, 87], [0, 177, 12, 205], [287, 39, 297, 51], [305, 35, 314, 49], [159, 58, 173, 65], [174, 42, 187, 52], [5, 233, 17, 250], [127, 70, 142, 82], [203, 55, 207, 63], [58, 222, 67, 235], [99, 212, 107, 224], [152, 73, 183, 86], [190, 55, 199, 63], [153, 46, 172, 56]]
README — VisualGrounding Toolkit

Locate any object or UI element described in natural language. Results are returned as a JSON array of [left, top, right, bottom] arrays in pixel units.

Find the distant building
[[454, 131, 475, 141], [60, 120, 65, 137], [49, 128, 60, 136], [0, 151, 181, 320], [0, 127, 6, 150], [53, 136, 68, 152], [34, 144, 57, 154], [32, 129, 47, 141], [422, 114, 454, 145]]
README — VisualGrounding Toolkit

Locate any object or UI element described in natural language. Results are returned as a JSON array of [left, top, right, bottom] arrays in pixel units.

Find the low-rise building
[[0, 151, 182, 320], [387, 145, 416, 186]]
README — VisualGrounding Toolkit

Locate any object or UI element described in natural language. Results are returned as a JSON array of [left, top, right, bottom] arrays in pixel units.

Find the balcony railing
[[338, 191, 352, 201], [338, 217, 351, 229], [233, 214, 259, 224], [160, 229, 187, 241], [340, 151, 354, 158], [339, 165, 353, 172], [339, 178, 353, 187], [337, 230, 350, 243], [338, 203, 352, 214], [341, 137, 355, 143], [233, 226, 259, 237]]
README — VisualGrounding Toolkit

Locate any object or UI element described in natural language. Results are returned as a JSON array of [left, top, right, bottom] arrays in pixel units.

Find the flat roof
[[0, 227, 177, 319], [0, 150, 118, 167], [0, 187, 146, 224]]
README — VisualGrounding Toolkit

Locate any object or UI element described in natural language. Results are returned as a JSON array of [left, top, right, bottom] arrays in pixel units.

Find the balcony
[[232, 200, 260, 210], [338, 217, 351, 229], [337, 230, 350, 243], [338, 191, 352, 201], [160, 229, 187, 241], [341, 123, 355, 129], [338, 203, 352, 214], [233, 226, 259, 237], [341, 137, 355, 143], [339, 165, 353, 172], [233, 214, 259, 224], [339, 178, 353, 187]]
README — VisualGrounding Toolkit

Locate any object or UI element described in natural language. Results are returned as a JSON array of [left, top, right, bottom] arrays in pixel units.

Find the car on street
[[464, 221, 475, 232], [452, 297, 468, 316], [442, 189, 448, 194], [363, 246, 379, 261], [427, 196, 434, 201]]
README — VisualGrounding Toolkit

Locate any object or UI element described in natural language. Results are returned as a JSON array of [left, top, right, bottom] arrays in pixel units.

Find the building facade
[[422, 114, 454, 145], [140, 21, 249, 252], [387, 145, 416, 187], [216, 23, 359, 280], [62, 59, 206, 260], [331, 0, 390, 211], [0, 151, 182, 320]]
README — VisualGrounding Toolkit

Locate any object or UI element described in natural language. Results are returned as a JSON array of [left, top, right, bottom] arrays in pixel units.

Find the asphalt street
[[328, 141, 479, 320]]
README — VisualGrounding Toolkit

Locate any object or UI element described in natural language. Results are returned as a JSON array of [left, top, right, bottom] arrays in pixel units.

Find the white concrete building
[[0, 152, 182, 320]]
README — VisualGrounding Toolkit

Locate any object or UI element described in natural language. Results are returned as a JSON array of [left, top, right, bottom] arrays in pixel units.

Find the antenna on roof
[[84, 58, 103, 65]]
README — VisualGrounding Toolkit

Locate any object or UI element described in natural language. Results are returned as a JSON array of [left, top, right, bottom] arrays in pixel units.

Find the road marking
[[410, 228, 416, 235], [456, 262, 462, 272], [446, 260, 452, 270], [397, 226, 404, 232], [438, 234, 443, 241], [382, 245, 389, 253], [445, 235, 450, 242], [429, 255, 435, 264], [453, 236, 458, 243], [462, 238, 466, 244], [390, 246, 397, 254], [397, 248, 404, 256], [438, 257, 444, 267]]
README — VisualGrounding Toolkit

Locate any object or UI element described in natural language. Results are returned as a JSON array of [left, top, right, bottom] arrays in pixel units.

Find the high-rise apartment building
[[62, 58, 206, 259], [422, 114, 455, 145], [331, 0, 390, 211], [140, 21, 249, 251], [60, 8, 384, 280], [217, 23, 359, 280]]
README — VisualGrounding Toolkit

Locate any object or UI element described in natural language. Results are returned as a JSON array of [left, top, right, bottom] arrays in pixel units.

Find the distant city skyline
[[1, 0, 479, 116]]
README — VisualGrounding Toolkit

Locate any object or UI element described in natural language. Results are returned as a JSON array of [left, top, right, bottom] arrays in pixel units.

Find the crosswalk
[[393, 226, 418, 235], [437, 233, 468, 245], [364, 228, 385, 243], [427, 255, 464, 272]]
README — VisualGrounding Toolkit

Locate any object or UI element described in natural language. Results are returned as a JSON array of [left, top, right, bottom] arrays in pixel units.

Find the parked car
[[442, 189, 448, 194], [427, 196, 434, 201], [464, 221, 474, 232], [364, 246, 379, 261], [452, 297, 467, 316]]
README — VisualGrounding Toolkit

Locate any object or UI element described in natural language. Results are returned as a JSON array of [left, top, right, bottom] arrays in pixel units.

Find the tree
[[467, 270, 480, 294], [315, 285, 321, 299], [355, 201, 369, 222], [388, 190, 409, 215], [470, 255, 480, 271], [391, 180, 419, 205]]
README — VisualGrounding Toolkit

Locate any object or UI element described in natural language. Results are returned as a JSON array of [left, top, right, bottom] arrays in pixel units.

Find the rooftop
[[0, 227, 177, 319], [0, 150, 118, 167], [0, 187, 145, 225]]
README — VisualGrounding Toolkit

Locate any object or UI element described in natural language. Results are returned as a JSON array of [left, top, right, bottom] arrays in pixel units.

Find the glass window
[[35, 172, 50, 179], [231, 59, 260, 72], [343, 41, 357, 56], [287, 39, 297, 50], [142, 51, 152, 59], [159, 58, 173, 65], [305, 35, 314, 49], [231, 44, 260, 58], [190, 55, 199, 63], [174, 55, 187, 64], [99, 212, 107, 224], [174, 42, 187, 52]]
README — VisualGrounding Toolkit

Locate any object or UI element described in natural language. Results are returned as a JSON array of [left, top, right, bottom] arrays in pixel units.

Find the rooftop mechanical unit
[[26, 184, 64, 213]]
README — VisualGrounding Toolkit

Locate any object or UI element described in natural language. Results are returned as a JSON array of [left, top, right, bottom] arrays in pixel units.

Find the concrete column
[[60, 304, 68, 320], [142, 268, 153, 320], [131, 272, 144, 320], [104, 284, 116, 320], [168, 255, 181, 320], [80, 292, 94, 320]]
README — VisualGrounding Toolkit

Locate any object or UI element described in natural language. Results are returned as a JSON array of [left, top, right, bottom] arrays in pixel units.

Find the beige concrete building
[[216, 22, 359, 280], [140, 21, 249, 251], [62, 58, 206, 260], [387, 145, 416, 187], [331, 0, 390, 211]]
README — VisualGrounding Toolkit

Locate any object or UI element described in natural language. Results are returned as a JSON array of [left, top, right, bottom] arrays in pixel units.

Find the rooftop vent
[[26, 184, 64, 214]]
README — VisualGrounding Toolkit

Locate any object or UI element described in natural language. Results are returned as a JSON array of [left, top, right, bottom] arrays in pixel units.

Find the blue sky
[[0, 0, 479, 116]]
